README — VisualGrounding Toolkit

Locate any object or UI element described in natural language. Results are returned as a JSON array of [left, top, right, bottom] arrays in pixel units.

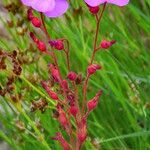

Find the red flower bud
[[61, 80, 69, 91], [67, 71, 77, 81], [87, 90, 103, 112], [77, 118, 87, 143], [48, 90, 59, 100], [87, 64, 101, 75], [55, 40, 64, 50], [30, 32, 39, 43], [70, 105, 78, 117], [37, 41, 46, 52], [41, 81, 58, 100], [49, 64, 61, 82], [27, 8, 33, 20], [31, 17, 41, 28], [78, 132, 87, 143], [89, 6, 99, 14], [52, 132, 70, 150], [100, 40, 116, 49], [59, 112, 68, 127]]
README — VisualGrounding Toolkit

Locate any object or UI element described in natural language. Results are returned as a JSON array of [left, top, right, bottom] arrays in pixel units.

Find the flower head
[[21, 0, 69, 18], [84, 0, 129, 7]]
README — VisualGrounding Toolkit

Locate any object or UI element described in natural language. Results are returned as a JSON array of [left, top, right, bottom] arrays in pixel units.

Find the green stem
[[100, 130, 150, 144], [20, 110, 51, 150]]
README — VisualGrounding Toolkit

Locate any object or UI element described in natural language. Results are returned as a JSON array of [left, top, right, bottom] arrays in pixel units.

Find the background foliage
[[0, 0, 150, 149]]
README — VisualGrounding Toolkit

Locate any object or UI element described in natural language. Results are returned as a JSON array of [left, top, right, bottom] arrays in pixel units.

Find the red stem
[[64, 39, 71, 71], [40, 13, 51, 39], [90, 3, 107, 65], [39, 13, 74, 146], [82, 3, 107, 115]]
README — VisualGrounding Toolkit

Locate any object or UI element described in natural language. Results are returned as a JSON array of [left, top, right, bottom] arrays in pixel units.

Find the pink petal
[[21, 0, 55, 12], [84, 0, 106, 7], [108, 0, 129, 6], [44, 0, 69, 18], [21, 0, 38, 6], [84, 0, 129, 6]]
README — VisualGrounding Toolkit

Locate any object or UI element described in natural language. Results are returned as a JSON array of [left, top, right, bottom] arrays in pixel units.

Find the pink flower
[[21, 0, 69, 18], [84, 0, 129, 7]]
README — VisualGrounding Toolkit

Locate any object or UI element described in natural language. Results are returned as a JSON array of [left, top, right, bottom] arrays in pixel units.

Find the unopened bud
[[89, 6, 99, 14], [49, 64, 61, 82], [41, 81, 58, 100], [55, 40, 64, 50], [59, 112, 68, 127], [78, 132, 87, 143], [77, 118, 87, 143], [100, 40, 116, 49], [27, 8, 33, 20], [67, 71, 77, 81], [87, 90, 103, 111], [37, 41, 46, 52], [31, 17, 41, 28], [30, 32, 39, 43], [87, 64, 101, 75], [61, 80, 69, 91], [48, 90, 59, 100], [70, 105, 78, 117]]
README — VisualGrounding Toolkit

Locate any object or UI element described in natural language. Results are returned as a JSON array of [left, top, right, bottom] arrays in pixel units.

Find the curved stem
[[39, 15, 74, 146], [90, 3, 107, 65], [40, 13, 51, 39], [64, 40, 71, 71], [82, 3, 107, 115]]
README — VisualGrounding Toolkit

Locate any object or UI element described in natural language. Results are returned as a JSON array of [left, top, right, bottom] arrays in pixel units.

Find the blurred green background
[[0, 0, 150, 149]]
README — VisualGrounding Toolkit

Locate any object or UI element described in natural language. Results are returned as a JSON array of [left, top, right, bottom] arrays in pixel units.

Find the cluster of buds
[[30, 32, 46, 52], [27, 8, 41, 28], [27, 8, 48, 52], [39, 62, 103, 149], [24, 4, 117, 150], [49, 40, 64, 50]]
